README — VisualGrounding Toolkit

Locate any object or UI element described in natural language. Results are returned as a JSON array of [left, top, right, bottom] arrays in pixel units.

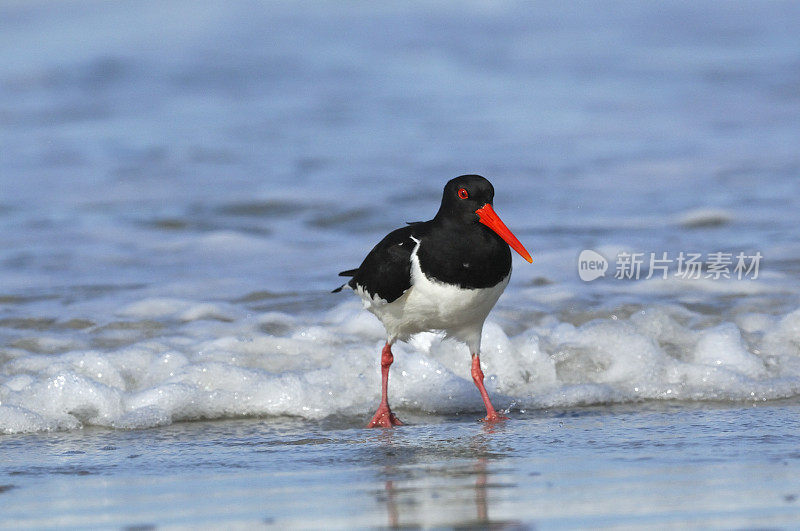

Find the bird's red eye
[[457, 188, 469, 199]]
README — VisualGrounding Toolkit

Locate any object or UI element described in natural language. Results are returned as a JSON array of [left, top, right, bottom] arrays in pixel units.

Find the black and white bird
[[333, 175, 532, 427]]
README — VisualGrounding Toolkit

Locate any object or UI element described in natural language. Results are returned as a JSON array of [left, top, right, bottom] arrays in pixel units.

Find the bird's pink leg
[[471, 353, 508, 422], [367, 343, 404, 428]]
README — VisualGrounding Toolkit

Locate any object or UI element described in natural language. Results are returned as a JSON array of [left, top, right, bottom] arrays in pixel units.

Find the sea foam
[[3, 298, 800, 434]]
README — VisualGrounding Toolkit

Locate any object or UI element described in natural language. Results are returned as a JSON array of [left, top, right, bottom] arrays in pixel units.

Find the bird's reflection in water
[[381, 477, 401, 528], [368, 422, 528, 529], [474, 457, 489, 524]]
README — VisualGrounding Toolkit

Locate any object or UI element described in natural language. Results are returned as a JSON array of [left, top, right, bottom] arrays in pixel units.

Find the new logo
[[578, 249, 608, 282]]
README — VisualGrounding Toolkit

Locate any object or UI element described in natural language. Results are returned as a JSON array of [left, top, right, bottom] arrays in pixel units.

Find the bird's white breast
[[356, 238, 509, 351]]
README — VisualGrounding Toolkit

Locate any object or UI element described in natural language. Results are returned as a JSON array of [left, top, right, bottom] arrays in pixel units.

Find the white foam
[[676, 208, 734, 228], [119, 298, 237, 322], [4, 299, 800, 434], [692, 324, 767, 378]]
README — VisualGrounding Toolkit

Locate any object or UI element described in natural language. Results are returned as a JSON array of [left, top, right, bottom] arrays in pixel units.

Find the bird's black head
[[435, 174, 495, 224], [433, 174, 533, 263]]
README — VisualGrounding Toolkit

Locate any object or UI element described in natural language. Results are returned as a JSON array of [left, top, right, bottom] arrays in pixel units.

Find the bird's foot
[[366, 405, 404, 428], [480, 411, 509, 423]]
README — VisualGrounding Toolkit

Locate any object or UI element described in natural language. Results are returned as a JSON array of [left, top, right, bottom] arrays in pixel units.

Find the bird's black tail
[[331, 269, 358, 293]]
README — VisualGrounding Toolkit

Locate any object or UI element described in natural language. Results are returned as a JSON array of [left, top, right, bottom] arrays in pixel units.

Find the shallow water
[[1, 0, 800, 526], [2, 402, 800, 528]]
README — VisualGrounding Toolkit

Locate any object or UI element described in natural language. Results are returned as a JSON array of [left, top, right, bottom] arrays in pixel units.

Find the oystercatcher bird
[[333, 175, 532, 427]]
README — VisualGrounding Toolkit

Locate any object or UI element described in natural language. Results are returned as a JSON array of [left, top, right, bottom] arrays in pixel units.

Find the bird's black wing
[[332, 223, 427, 302]]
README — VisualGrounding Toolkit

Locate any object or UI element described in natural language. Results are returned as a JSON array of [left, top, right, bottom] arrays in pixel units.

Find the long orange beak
[[475, 204, 533, 263]]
